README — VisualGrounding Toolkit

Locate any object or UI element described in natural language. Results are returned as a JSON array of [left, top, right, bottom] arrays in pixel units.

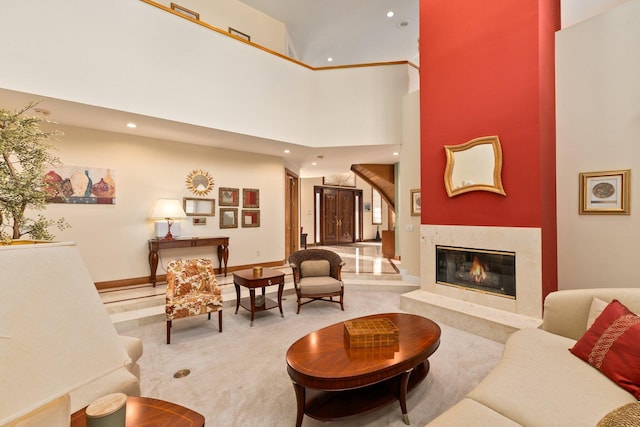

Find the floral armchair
[[288, 249, 345, 314], [165, 258, 223, 344]]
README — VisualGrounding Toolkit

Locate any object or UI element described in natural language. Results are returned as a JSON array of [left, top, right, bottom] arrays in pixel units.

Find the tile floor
[[99, 243, 410, 330]]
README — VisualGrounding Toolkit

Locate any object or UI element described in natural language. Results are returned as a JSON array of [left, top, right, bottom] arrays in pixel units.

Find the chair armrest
[[290, 263, 300, 284], [542, 288, 640, 340], [335, 262, 344, 281]]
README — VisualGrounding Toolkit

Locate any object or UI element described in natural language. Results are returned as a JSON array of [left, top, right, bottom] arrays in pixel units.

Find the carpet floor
[[118, 287, 504, 426]]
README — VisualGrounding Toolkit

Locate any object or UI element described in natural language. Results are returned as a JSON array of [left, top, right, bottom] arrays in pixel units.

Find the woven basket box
[[344, 318, 399, 348]]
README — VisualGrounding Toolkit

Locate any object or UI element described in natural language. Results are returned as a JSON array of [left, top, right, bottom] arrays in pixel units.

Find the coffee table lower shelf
[[302, 360, 428, 423]]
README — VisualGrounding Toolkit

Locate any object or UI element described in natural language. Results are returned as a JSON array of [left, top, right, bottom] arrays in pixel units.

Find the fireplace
[[436, 245, 516, 299]]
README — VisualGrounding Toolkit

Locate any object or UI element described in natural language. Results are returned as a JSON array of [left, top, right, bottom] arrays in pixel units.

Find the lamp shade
[[0, 242, 130, 424], [150, 198, 187, 219]]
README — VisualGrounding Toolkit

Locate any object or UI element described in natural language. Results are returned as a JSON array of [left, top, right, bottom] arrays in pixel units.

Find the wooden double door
[[315, 186, 362, 245]]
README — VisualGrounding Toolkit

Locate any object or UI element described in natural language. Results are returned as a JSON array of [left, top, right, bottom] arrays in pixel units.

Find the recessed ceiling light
[[311, 162, 317, 166], [327, 57, 333, 62], [387, 11, 394, 18], [284, 149, 290, 154], [393, 152, 399, 156], [126, 122, 137, 128]]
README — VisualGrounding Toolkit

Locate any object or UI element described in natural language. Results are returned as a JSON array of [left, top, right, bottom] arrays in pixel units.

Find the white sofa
[[427, 288, 640, 427], [1, 242, 143, 425], [68, 334, 143, 412]]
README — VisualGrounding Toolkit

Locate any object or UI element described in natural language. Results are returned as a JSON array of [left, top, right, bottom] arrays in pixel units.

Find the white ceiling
[[239, 0, 420, 67]]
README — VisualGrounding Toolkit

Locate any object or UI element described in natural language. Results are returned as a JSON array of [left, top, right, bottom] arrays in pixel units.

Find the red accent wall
[[419, 0, 560, 295]]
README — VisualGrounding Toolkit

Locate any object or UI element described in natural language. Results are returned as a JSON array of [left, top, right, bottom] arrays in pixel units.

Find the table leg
[[399, 368, 413, 425], [149, 248, 159, 287], [292, 381, 306, 427], [217, 244, 229, 277], [249, 289, 256, 326], [234, 283, 240, 314], [278, 282, 284, 317]]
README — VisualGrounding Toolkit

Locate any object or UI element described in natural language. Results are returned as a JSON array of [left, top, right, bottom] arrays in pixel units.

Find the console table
[[148, 236, 229, 286]]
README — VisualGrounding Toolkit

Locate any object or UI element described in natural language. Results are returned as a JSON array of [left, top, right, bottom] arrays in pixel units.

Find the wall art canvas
[[45, 165, 116, 204]]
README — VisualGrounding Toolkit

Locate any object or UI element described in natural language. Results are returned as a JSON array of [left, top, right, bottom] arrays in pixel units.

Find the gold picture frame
[[410, 189, 421, 216], [579, 169, 630, 215], [229, 27, 251, 42], [241, 210, 260, 228], [219, 187, 239, 206], [219, 208, 238, 228], [170, 3, 199, 20], [243, 188, 259, 208]]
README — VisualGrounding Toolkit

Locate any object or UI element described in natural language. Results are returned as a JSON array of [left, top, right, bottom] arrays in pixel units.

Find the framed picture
[[229, 27, 250, 42], [170, 3, 199, 20], [579, 169, 630, 215], [242, 210, 260, 227], [410, 189, 421, 216], [243, 188, 259, 208], [219, 208, 238, 228], [219, 187, 239, 206]]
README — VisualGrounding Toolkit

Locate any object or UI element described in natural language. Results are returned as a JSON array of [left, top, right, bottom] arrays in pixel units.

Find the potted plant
[[0, 101, 69, 242]]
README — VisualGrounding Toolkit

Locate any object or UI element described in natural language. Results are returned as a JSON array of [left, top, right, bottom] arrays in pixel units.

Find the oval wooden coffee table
[[286, 312, 441, 426]]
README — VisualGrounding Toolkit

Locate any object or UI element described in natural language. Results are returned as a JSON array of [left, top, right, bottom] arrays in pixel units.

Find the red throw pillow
[[570, 299, 640, 398]]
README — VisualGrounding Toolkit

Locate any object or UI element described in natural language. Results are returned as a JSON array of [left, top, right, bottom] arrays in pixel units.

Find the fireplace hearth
[[436, 245, 516, 298]]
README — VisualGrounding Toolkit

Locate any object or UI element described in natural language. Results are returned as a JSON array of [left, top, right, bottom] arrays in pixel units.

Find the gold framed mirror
[[444, 135, 506, 197], [186, 169, 214, 196], [183, 197, 215, 216], [220, 208, 238, 228]]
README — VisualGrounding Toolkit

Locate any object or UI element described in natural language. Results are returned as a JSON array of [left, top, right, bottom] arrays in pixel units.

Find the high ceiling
[[1, 3, 419, 178], [239, 0, 420, 67]]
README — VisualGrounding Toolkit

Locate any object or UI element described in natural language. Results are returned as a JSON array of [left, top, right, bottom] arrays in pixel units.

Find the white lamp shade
[[150, 198, 187, 219], [0, 242, 130, 424]]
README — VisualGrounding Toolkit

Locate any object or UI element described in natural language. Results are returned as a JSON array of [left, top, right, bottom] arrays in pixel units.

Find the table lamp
[[150, 198, 187, 240]]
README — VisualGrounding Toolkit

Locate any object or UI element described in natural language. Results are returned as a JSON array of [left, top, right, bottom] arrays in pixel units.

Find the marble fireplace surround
[[401, 225, 543, 342]]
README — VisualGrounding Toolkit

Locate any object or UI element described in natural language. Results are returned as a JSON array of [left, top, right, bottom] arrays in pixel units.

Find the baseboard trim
[[95, 259, 287, 290]]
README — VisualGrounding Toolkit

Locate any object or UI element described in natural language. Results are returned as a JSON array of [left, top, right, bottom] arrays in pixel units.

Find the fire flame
[[469, 256, 487, 283]]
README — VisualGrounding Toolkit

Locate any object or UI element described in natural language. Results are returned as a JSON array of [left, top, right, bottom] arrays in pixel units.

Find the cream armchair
[[288, 249, 345, 314]]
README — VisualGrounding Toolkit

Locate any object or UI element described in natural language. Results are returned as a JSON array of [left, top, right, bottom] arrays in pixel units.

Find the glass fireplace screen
[[436, 245, 516, 298]]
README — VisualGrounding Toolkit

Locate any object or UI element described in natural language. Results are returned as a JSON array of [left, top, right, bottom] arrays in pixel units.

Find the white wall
[[0, 0, 408, 150], [397, 91, 421, 280], [562, 0, 630, 28], [39, 124, 285, 283], [155, 0, 288, 55], [556, 0, 640, 289]]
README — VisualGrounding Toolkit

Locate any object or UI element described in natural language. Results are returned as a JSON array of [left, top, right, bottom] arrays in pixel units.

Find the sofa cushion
[[300, 259, 330, 277], [587, 297, 609, 329], [468, 328, 637, 427], [427, 398, 522, 427], [298, 276, 342, 294], [570, 299, 640, 398]]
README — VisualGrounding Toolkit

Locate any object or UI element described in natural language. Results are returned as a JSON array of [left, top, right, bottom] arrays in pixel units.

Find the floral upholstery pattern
[[165, 258, 223, 344]]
